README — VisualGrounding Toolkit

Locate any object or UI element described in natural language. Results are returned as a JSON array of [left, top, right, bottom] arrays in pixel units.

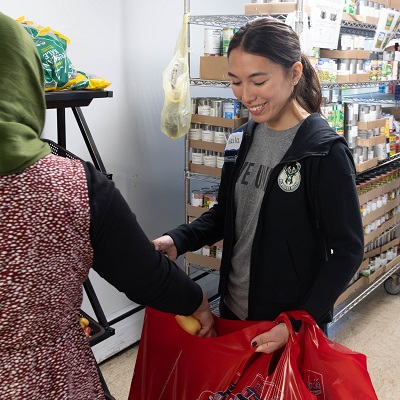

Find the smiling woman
[[227, 17, 321, 130], [153, 16, 364, 356]]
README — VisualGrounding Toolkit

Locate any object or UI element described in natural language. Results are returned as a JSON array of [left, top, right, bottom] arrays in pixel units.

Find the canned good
[[217, 152, 225, 168], [214, 126, 227, 144], [202, 125, 215, 142], [216, 245, 223, 259], [210, 99, 224, 117], [222, 28, 236, 56], [191, 98, 198, 114], [223, 99, 241, 119], [203, 191, 218, 208], [190, 190, 203, 207], [349, 59, 357, 75], [189, 123, 202, 140], [204, 28, 222, 56], [204, 151, 217, 167], [240, 105, 249, 118], [198, 98, 211, 116], [191, 149, 204, 165], [340, 34, 353, 50]]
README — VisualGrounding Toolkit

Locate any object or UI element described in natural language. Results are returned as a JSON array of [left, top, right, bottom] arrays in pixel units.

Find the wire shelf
[[186, 171, 221, 183], [190, 78, 232, 88], [330, 262, 400, 325], [191, 78, 400, 91], [189, 14, 288, 28], [342, 92, 399, 105]]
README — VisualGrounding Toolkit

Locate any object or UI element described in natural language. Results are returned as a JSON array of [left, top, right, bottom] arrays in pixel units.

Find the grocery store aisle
[[99, 284, 400, 400]]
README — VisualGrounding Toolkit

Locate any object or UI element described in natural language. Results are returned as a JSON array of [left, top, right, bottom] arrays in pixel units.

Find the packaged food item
[[16, 16, 111, 91]]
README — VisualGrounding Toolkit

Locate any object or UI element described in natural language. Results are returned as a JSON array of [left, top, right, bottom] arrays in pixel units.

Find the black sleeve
[[302, 141, 364, 323], [82, 162, 203, 316]]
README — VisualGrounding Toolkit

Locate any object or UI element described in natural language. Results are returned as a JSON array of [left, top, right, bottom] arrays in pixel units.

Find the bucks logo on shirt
[[278, 162, 301, 192]]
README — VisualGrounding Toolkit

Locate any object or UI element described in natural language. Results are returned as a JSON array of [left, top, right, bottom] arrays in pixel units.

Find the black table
[[45, 90, 113, 175]]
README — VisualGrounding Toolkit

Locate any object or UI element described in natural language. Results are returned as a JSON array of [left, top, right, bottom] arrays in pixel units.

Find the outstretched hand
[[152, 235, 178, 261]]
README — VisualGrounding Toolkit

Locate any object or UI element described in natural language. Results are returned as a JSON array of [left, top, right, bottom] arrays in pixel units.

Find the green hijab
[[0, 12, 50, 176]]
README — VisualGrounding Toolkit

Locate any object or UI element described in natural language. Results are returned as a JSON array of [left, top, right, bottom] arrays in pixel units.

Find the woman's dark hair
[[228, 17, 322, 114]]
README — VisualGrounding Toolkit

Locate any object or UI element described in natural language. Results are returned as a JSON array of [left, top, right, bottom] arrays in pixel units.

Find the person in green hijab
[[0, 12, 214, 400], [0, 12, 50, 175]]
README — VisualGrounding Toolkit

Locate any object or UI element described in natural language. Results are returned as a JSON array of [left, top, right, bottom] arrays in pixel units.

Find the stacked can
[[192, 97, 246, 119], [345, 102, 387, 165], [204, 28, 222, 56], [344, 103, 359, 149], [204, 27, 238, 57]]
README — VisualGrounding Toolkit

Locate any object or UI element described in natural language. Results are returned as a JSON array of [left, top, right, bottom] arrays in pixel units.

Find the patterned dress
[[0, 154, 104, 399]]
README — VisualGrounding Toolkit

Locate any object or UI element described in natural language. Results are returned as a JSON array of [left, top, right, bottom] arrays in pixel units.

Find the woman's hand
[[152, 235, 178, 261], [250, 322, 290, 353]]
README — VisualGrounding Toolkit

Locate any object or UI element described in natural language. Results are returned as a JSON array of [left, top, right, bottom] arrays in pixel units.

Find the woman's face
[[228, 48, 301, 130]]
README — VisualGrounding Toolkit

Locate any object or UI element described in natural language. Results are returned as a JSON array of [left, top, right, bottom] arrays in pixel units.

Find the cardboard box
[[341, 13, 379, 24], [384, 254, 400, 272], [320, 49, 371, 59], [358, 118, 387, 130], [245, 2, 296, 14], [356, 133, 386, 147], [190, 162, 222, 178], [389, 0, 400, 10], [381, 238, 400, 253], [358, 177, 400, 205], [185, 252, 221, 270], [200, 56, 229, 81], [337, 74, 358, 83], [362, 196, 400, 226], [366, 266, 386, 284], [187, 204, 208, 218], [334, 276, 367, 307], [364, 246, 382, 259], [355, 157, 378, 173], [191, 114, 248, 129], [357, 73, 371, 82], [189, 139, 225, 153], [375, 0, 389, 6]]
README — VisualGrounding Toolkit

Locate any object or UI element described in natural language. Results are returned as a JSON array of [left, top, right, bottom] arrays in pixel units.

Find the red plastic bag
[[286, 310, 378, 399], [128, 307, 315, 400]]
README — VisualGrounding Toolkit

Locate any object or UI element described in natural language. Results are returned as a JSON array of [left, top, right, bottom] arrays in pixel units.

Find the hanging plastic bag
[[128, 307, 315, 400], [286, 310, 378, 399], [160, 14, 191, 139]]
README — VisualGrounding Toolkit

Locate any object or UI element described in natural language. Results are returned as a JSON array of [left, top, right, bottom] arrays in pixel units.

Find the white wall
[[1, 0, 245, 358]]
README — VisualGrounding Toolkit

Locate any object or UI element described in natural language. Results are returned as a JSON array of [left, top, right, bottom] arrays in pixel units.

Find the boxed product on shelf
[[356, 157, 379, 173], [190, 163, 222, 178], [341, 12, 379, 25], [185, 252, 221, 270], [320, 49, 371, 59], [244, 2, 311, 14], [190, 139, 225, 153], [191, 114, 247, 129], [334, 259, 369, 306], [389, 0, 400, 10], [356, 133, 387, 148], [200, 56, 229, 81], [357, 118, 387, 130]]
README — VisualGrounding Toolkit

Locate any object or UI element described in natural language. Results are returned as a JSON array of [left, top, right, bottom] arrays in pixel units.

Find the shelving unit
[[185, 2, 400, 325]]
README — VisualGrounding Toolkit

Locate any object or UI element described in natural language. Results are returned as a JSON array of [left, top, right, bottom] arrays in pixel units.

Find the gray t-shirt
[[224, 121, 301, 319]]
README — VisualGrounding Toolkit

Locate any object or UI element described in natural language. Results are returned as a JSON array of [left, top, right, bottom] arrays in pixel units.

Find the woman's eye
[[231, 81, 241, 86], [254, 80, 266, 86]]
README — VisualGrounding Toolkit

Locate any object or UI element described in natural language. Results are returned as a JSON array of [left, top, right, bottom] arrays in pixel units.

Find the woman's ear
[[291, 61, 303, 84]]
